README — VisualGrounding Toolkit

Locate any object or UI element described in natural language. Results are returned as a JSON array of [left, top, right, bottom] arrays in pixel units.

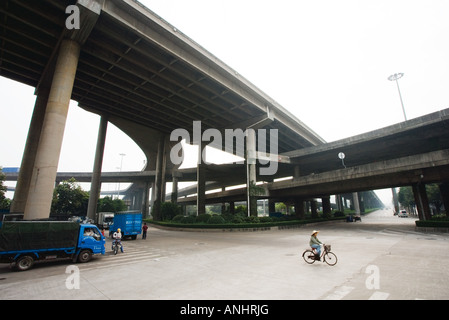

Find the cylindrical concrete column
[[153, 135, 165, 220], [10, 87, 50, 213], [322, 196, 331, 217], [412, 183, 431, 221], [142, 181, 151, 219], [310, 200, 318, 218], [246, 128, 257, 217], [24, 39, 81, 220], [439, 183, 449, 218], [197, 140, 206, 216], [87, 116, 108, 220], [294, 199, 305, 219], [352, 192, 361, 214]]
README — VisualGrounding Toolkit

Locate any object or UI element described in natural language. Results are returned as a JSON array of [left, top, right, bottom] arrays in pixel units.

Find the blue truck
[[0, 221, 105, 271], [109, 211, 142, 240]]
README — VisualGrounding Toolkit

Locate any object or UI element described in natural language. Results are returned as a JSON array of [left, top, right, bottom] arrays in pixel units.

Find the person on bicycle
[[309, 230, 323, 260], [112, 228, 124, 253]]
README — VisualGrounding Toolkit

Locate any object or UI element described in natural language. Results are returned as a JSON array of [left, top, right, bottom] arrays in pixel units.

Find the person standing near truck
[[142, 223, 148, 239]]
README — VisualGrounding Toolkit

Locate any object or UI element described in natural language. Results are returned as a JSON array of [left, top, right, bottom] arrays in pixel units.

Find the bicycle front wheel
[[324, 252, 338, 266], [302, 250, 316, 264]]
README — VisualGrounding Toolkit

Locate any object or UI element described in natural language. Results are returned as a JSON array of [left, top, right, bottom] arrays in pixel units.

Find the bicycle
[[302, 244, 338, 266]]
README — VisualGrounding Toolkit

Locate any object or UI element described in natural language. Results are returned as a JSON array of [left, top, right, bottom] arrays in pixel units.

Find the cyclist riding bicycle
[[112, 228, 124, 253], [309, 230, 322, 261]]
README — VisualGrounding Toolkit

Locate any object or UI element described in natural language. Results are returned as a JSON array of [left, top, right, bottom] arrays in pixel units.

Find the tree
[[426, 184, 443, 215], [160, 201, 181, 221], [51, 178, 89, 217], [0, 169, 11, 210], [398, 186, 414, 212], [97, 196, 127, 213], [399, 184, 443, 215]]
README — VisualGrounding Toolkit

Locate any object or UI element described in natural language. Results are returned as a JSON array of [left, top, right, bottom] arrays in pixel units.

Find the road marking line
[[323, 286, 355, 300], [369, 291, 390, 300]]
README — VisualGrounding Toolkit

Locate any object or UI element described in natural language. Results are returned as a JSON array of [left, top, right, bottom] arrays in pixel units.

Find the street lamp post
[[117, 153, 126, 199], [387, 73, 406, 214], [388, 73, 407, 121]]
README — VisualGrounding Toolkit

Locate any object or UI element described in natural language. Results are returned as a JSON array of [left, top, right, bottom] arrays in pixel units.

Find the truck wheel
[[77, 250, 92, 263], [15, 255, 34, 271]]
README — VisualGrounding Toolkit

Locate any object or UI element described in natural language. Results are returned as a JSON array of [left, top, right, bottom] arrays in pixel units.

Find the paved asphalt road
[[0, 209, 448, 301]]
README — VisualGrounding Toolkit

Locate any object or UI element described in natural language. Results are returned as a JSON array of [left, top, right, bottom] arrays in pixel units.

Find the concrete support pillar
[[153, 135, 166, 220], [197, 140, 206, 216], [221, 187, 226, 214], [268, 199, 276, 214], [412, 183, 431, 220], [246, 129, 257, 217], [439, 182, 449, 217], [10, 87, 50, 213], [352, 192, 361, 215], [171, 174, 179, 204], [229, 201, 235, 215], [293, 165, 300, 181], [87, 115, 108, 220], [133, 190, 143, 211], [392, 187, 399, 214], [142, 181, 151, 219], [24, 39, 81, 220], [310, 200, 318, 218], [322, 196, 331, 217], [294, 199, 305, 219], [336, 194, 344, 212]]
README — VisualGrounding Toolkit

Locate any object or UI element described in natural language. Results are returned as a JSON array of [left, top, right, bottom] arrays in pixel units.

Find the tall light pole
[[387, 73, 405, 214], [117, 153, 126, 199], [388, 73, 407, 121]]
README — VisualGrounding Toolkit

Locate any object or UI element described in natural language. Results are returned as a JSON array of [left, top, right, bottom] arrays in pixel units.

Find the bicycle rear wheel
[[324, 252, 337, 266], [302, 250, 316, 264]]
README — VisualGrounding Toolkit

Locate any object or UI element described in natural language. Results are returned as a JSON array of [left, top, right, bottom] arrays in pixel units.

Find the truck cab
[[78, 224, 106, 257]]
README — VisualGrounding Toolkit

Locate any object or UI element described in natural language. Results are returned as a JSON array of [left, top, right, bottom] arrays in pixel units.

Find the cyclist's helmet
[[117, 228, 121, 232]]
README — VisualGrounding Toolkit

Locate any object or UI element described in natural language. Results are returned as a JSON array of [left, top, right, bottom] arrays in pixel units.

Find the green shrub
[[244, 216, 260, 223], [181, 215, 196, 224], [415, 220, 449, 228], [220, 213, 234, 223], [259, 216, 273, 223], [207, 215, 226, 224], [196, 213, 212, 223], [161, 202, 181, 221], [231, 215, 244, 224], [172, 214, 184, 222]]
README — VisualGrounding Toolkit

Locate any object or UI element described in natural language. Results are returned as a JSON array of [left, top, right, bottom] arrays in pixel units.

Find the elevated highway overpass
[[1, 1, 448, 221], [171, 108, 449, 220], [3, 107, 449, 220]]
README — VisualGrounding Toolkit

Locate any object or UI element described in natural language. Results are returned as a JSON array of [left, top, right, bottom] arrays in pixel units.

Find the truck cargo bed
[[0, 221, 79, 252]]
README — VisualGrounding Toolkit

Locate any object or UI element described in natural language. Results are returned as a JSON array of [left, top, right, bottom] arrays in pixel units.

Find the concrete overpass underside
[[1, 0, 325, 220]]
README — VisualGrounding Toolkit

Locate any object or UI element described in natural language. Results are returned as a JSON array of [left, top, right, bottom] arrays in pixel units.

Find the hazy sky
[[1, 0, 449, 203]]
